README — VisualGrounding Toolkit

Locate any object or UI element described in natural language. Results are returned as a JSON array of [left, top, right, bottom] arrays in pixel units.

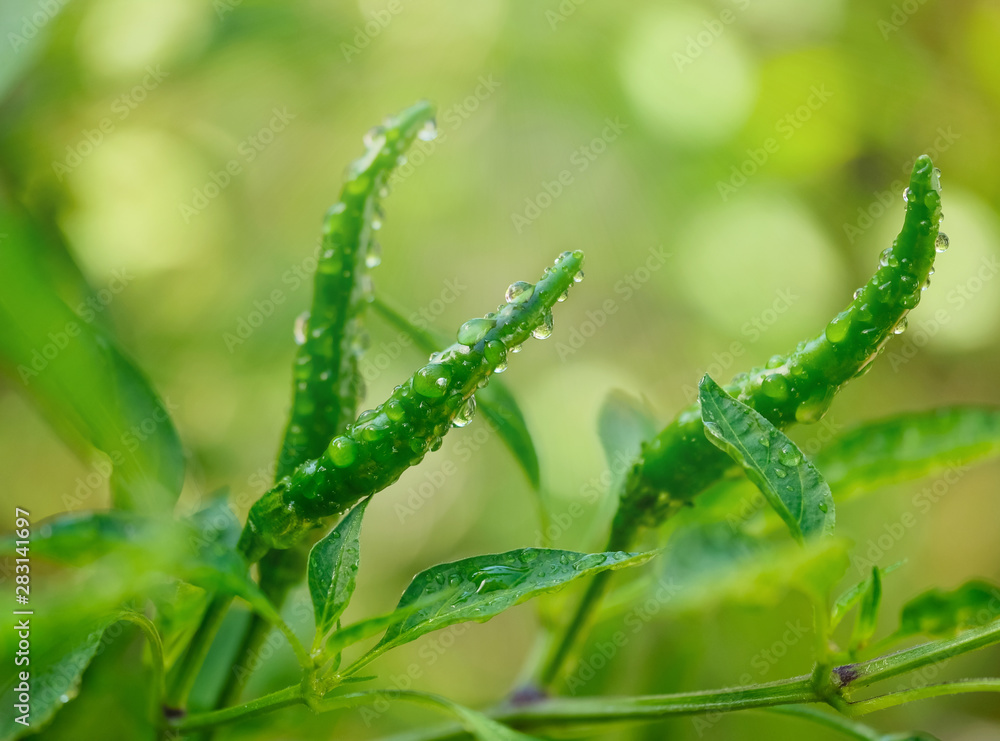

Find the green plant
[[3, 101, 1000, 741]]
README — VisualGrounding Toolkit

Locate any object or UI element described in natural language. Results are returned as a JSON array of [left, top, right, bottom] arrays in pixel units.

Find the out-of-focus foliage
[[2, 1, 1000, 739]]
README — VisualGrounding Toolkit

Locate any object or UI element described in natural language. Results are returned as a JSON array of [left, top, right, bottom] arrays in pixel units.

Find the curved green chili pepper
[[614, 155, 944, 541], [240, 250, 585, 562], [276, 100, 436, 479]]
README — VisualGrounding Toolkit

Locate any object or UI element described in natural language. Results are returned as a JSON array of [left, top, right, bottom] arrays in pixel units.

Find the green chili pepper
[[275, 100, 437, 479], [239, 250, 585, 562], [613, 155, 944, 541]]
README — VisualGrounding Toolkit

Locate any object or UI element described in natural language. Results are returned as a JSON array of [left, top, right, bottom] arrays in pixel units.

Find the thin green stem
[[846, 678, 1000, 715], [837, 618, 1000, 689], [171, 685, 305, 734], [764, 705, 882, 740], [166, 595, 234, 709], [214, 612, 273, 709], [537, 526, 634, 687]]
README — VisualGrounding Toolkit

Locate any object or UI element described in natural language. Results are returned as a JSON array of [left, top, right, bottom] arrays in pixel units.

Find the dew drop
[[366, 241, 382, 268], [532, 311, 554, 340], [777, 446, 802, 466], [760, 374, 790, 402], [818, 501, 829, 513], [902, 186, 913, 204], [417, 119, 438, 141], [775, 468, 787, 478], [824, 312, 851, 344], [327, 436, 358, 467], [363, 126, 386, 149], [853, 288, 863, 300], [414, 364, 451, 398], [484, 339, 507, 366], [935, 232, 950, 253], [573, 270, 585, 283], [505, 281, 534, 304], [452, 396, 477, 428], [294, 312, 309, 345], [457, 317, 496, 346], [893, 316, 908, 335]]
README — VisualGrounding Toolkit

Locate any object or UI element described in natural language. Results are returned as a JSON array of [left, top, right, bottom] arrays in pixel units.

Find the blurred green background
[[2, 0, 1000, 738]]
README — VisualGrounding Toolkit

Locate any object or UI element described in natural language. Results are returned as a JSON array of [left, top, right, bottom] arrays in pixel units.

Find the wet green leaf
[[699, 375, 835, 543], [309, 500, 368, 649], [364, 549, 653, 661]]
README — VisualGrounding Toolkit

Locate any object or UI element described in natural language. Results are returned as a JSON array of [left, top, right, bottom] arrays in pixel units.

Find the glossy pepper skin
[[613, 155, 944, 541], [239, 250, 585, 562], [275, 100, 436, 480]]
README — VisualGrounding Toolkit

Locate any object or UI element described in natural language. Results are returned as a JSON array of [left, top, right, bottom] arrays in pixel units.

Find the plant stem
[[764, 705, 882, 740], [170, 685, 305, 733], [836, 618, 1000, 689], [536, 526, 633, 687], [846, 678, 1000, 715], [165, 595, 234, 709]]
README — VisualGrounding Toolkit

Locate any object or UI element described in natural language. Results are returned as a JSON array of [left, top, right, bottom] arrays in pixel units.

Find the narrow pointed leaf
[[309, 499, 368, 645], [814, 406, 1000, 503], [0, 204, 184, 513], [371, 549, 654, 656], [830, 562, 903, 630], [850, 567, 882, 654], [372, 294, 540, 488], [699, 375, 834, 543]]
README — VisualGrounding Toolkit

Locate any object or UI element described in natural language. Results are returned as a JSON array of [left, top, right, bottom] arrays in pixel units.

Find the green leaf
[[897, 580, 1000, 639], [699, 375, 835, 543], [0, 204, 185, 513], [0, 613, 119, 741], [363, 549, 653, 662], [850, 567, 882, 655], [309, 499, 368, 649], [597, 389, 659, 493], [830, 562, 903, 631], [371, 294, 540, 488], [814, 407, 1000, 503]]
